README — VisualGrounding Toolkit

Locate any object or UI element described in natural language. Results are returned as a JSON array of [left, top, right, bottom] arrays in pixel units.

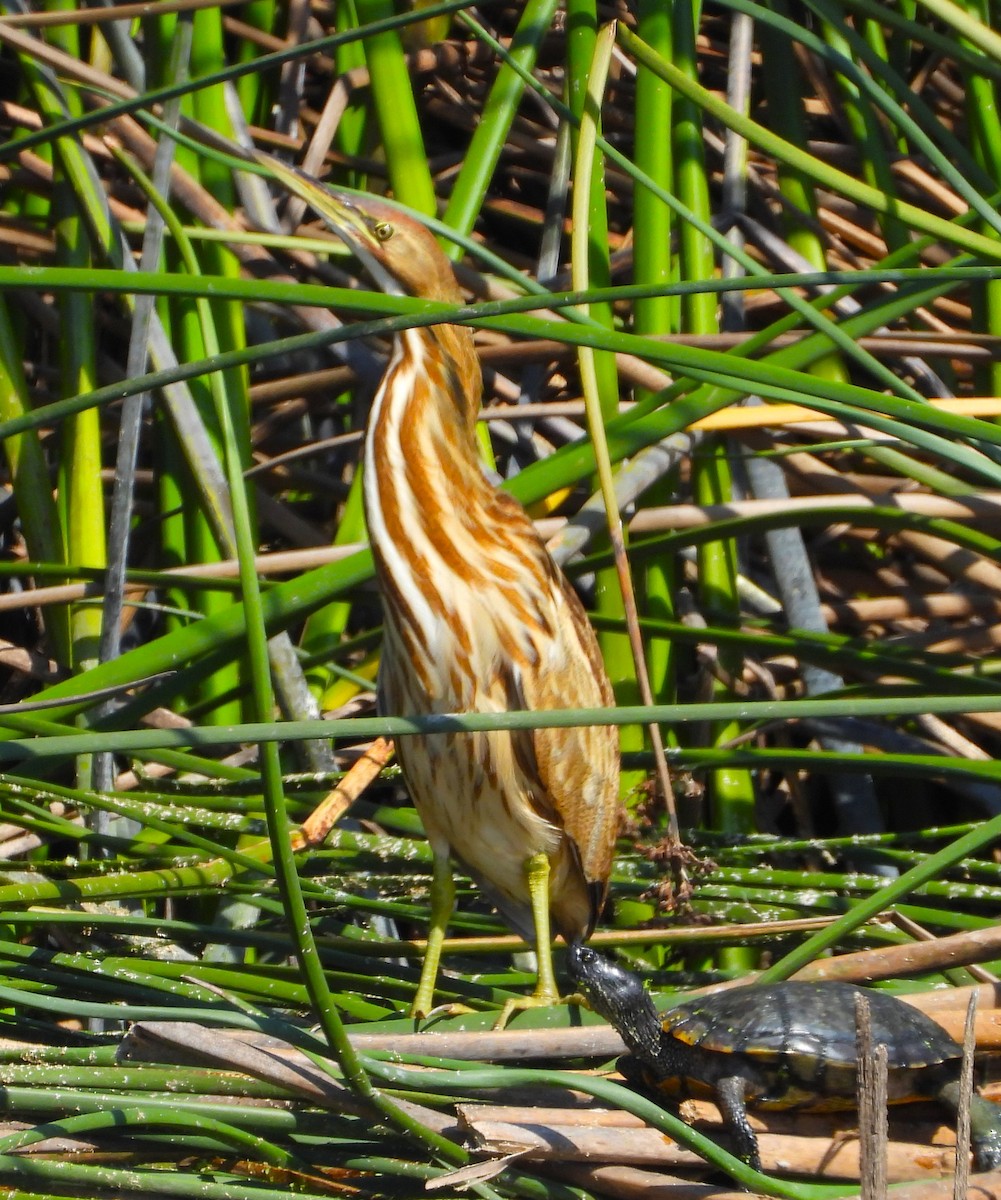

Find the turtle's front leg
[[715, 1075, 760, 1170]]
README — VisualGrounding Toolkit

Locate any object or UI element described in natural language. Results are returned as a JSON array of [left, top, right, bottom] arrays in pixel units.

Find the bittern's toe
[[410, 1000, 476, 1029], [493, 987, 584, 1031]]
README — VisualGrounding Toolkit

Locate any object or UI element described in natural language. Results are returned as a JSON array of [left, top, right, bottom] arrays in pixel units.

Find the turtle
[[568, 943, 1001, 1172]]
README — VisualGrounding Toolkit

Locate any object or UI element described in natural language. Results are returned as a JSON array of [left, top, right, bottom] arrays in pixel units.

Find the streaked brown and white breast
[[363, 320, 619, 944]]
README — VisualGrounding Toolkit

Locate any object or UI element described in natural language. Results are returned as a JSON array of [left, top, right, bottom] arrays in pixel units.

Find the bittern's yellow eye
[[374, 221, 394, 242]]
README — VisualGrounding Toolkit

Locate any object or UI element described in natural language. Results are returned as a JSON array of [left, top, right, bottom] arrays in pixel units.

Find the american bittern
[[267, 160, 619, 1020]]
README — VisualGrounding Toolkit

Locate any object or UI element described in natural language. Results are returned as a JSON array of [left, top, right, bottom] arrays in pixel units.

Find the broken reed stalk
[[953, 992, 978, 1200], [857, 991, 889, 1200]]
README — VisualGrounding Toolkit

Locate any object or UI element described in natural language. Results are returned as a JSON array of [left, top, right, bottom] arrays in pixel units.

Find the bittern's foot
[[409, 999, 476, 1028], [493, 989, 588, 1030]]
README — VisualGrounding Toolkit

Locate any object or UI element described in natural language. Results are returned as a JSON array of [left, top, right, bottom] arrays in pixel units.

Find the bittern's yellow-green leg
[[260, 154, 620, 1027], [525, 852, 561, 1002], [492, 853, 563, 1028], [412, 847, 456, 1020]]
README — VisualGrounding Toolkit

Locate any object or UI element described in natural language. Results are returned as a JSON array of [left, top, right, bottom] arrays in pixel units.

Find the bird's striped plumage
[[261, 160, 619, 1018], [364, 318, 618, 949]]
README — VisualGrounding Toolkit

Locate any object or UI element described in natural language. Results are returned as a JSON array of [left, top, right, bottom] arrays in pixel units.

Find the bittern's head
[[258, 154, 461, 305], [314, 190, 463, 305]]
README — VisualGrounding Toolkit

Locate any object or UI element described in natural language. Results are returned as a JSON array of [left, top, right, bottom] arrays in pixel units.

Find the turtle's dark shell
[[654, 980, 960, 1107]]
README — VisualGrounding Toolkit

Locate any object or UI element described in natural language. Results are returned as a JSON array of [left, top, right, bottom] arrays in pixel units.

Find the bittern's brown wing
[[518, 598, 619, 930], [477, 493, 620, 941]]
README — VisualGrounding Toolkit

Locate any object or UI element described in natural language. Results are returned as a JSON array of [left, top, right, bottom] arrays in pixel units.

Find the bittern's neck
[[412, 322, 481, 431], [366, 321, 484, 485], [363, 318, 493, 564]]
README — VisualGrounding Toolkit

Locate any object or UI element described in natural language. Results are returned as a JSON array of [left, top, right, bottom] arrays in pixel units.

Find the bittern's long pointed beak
[[254, 151, 404, 297]]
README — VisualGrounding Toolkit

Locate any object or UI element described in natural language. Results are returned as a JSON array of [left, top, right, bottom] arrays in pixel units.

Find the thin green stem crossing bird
[[263, 156, 620, 1024]]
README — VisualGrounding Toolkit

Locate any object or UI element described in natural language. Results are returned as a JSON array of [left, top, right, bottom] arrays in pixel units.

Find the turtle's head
[[568, 943, 663, 1064]]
